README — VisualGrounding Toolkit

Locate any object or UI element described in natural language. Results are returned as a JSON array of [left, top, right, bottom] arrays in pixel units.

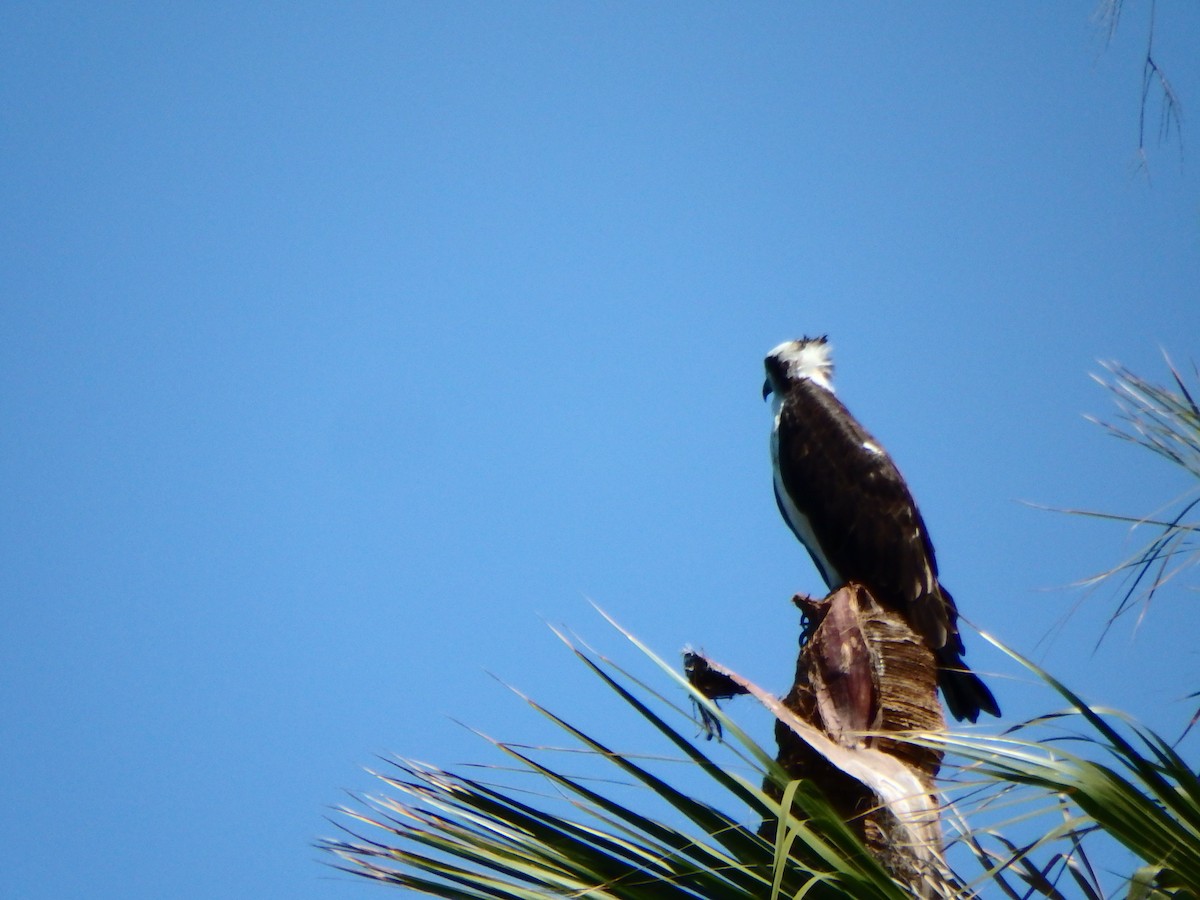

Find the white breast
[[771, 406, 843, 588]]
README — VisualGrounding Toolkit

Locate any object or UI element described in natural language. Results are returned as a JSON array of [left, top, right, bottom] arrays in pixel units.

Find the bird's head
[[762, 335, 835, 400]]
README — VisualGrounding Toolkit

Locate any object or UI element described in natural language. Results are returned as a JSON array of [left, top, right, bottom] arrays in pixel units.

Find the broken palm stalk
[[686, 582, 953, 897]]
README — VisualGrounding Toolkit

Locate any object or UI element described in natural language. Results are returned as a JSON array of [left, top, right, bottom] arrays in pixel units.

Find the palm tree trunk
[[772, 582, 950, 895]]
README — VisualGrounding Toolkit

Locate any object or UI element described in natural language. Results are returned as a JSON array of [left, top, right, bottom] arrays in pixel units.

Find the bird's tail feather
[[937, 649, 1000, 723]]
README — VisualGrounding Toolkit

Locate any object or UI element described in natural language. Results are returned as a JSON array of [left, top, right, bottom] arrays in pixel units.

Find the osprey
[[763, 336, 999, 722]]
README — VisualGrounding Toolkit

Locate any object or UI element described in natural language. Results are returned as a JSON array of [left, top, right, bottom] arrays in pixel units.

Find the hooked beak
[[762, 379, 773, 401]]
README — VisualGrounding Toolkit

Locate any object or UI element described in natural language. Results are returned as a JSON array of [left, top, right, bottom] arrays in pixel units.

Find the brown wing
[[776, 381, 953, 650]]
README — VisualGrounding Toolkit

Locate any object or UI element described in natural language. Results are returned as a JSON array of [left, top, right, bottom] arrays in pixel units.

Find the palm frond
[[913, 634, 1200, 898], [320, 617, 912, 899], [1069, 356, 1200, 626], [1095, 0, 1185, 175], [1089, 357, 1200, 480]]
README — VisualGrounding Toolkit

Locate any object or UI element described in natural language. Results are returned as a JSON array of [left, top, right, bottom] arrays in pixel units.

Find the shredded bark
[[686, 582, 954, 896]]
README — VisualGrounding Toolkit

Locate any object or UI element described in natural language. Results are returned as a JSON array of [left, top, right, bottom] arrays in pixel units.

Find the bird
[[762, 335, 999, 722]]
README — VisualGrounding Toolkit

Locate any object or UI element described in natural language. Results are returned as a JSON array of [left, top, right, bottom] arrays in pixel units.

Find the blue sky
[[3, 3, 1199, 897]]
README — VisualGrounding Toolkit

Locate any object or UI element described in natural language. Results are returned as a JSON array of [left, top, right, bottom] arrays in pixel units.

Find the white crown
[[769, 338, 834, 390]]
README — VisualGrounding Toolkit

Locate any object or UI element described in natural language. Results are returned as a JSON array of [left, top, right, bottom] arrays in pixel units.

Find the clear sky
[[3, 3, 1199, 898]]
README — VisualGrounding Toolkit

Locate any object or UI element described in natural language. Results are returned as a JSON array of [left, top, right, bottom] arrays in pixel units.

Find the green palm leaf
[[321, 618, 912, 898], [915, 635, 1200, 898]]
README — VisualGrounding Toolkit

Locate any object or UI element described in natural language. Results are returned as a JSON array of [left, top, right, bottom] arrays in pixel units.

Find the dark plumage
[[764, 336, 999, 722]]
